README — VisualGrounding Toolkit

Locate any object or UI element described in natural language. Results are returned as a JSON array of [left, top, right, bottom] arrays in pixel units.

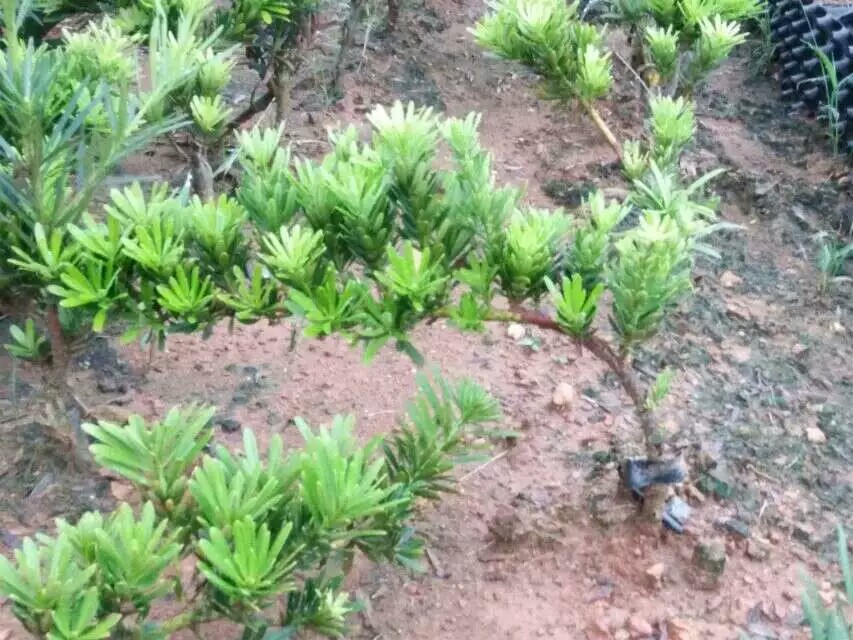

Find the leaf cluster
[[472, 0, 613, 104], [613, 0, 756, 94], [0, 374, 500, 638]]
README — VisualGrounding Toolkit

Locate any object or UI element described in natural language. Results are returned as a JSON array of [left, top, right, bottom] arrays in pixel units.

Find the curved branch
[[476, 308, 659, 459]]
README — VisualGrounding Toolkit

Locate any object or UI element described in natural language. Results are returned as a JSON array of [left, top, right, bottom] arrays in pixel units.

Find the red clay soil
[[1, 0, 853, 637]]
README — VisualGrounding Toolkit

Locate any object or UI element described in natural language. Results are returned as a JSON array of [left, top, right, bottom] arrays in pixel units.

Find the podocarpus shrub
[[2, 96, 726, 520], [801, 527, 853, 640], [4, 0, 732, 534], [0, 373, 502, 639]]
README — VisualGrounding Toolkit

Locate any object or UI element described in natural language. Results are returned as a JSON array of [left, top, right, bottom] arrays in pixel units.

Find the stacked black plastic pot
[[770, 0, 853, 149]]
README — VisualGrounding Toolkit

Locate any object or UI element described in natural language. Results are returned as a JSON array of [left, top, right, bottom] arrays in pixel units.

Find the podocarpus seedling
[[748, 3, 779, 78], [0, 0, 204, 407], [472, 0, 756, 160], [0, 373, 502, 640], [805, 44, 851, 156], [801, 526, 853, 640], [815, 233, 853, 293]]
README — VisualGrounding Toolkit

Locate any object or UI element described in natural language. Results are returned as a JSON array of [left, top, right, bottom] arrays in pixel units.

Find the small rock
[[725, 301, 753, 321], [793, 523, 816, 547], [805, 427, 827, 444], [693, 538, 727, 580], [702, 464, 734, 499], [729, 344, 752, 364], [506, 323, 526, 340], [719, 270, 743, 289], [487, 505, 524, 544], [96, 373, 128, 394], [831, 322, 846, 335], [90, 404, 134, 425], [684, 484, 706, 504], [746, 539, 770, 561], [110, 480, 134, 502], [606, 608, 630, 631], [551, 382, 576, 409], [215, 416, 242, 433], [627, 615, 653, 638], [645, 562, 666, 589], [792, 343, 809, 357], [585, 619, 610, 639], [28, 472, 56, 499], [782, 587, 799, 601], [586, 583, 614, 603], [0, 529, 21, 550], [614, 631, 630, 640], [721, 518, 750, 539], [666, 497, 692, 530], [666, 618, 698, 640]]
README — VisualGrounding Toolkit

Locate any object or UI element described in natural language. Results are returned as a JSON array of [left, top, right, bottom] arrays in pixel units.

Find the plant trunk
[[629, 25, 645, 71], [583, 337, 661, 460], [331, 0, 361, 96], [475, 308, 673, 524], [191, 149, 214, 203], [45, 303, 70, 399], [273, 49, 292, 125], [641, 483, 668, 522], [387, 0, 400, 31], [580, 100, 623, 163], [578, 338, 670, 522]]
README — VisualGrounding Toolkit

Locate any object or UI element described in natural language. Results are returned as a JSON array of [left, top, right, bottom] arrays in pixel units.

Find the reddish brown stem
[[273, 51, 291, 125], [502, 309, 666, 520], [45, 303, 70, 397], [387, 0, 400, 31], [506, 310, 659, 460]]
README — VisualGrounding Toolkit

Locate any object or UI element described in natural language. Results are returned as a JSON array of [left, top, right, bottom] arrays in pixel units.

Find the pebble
[[746, 539, 770, 561], [721, 518, 750, 539], [645, 562, 666, 588], [666, 618, 698, 640], [719, 270, 743, 288], [805, 427, 827, 444], [506, 323, 526, 340], [783, 587, 799, 601], [693, 538, 727, 579], [215, 416, 242, 433], [628, 615, 653, 638], [586, 618, 610, 638], [551, 382, 576, 408]]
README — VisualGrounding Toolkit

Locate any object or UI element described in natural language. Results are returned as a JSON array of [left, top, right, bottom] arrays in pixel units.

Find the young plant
[[0, 1, 199, 401], [747, 2, 778, 77], [614, 0, 758, 95], [801, 526, 853, 639], [472, 0, 622, 159], [3, 319, 49, 361], [8, 97, 723, 522], [470, 0, 745, 518], [0, 374, 501, 639], [805, 45, 850, 156], [221, 0, 318, 123], [816, 233, 853, 293]]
